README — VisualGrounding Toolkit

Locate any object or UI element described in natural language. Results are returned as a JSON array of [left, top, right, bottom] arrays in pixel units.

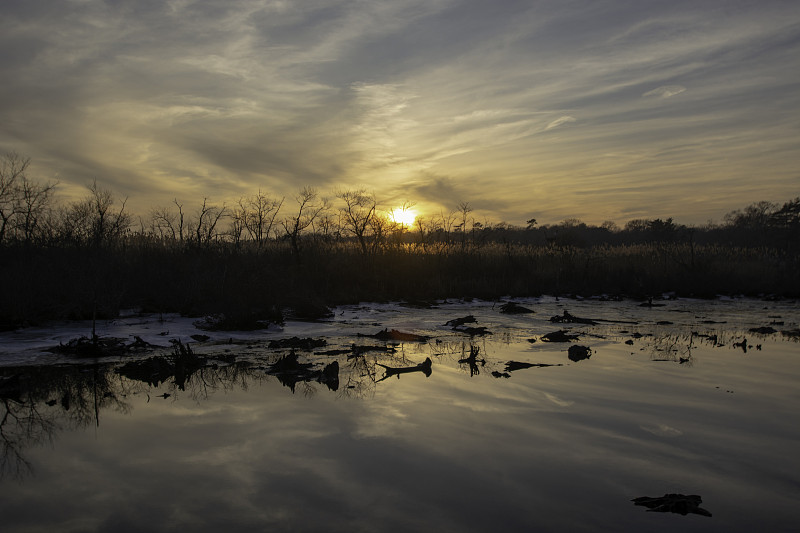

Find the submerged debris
[[268, 337, 327, 350], [377, 357, 433, 381], [504, 361, 562, 372], [349, 343, 398, 357], [549, 310, 597, 325], [359, 329, 429, 342], [567, 345, 592, 362], [540, 330, 580, 343], [266, 350, 339, 392], [446, 315, 491, 335], [193, 313, 276, 332], [639, 297, 666, 308], [445, 315, 477, 327], [455, 326, 492, 336], [499, 302, 535, 314], [116, 339, 202, 389], [749, 326, 778, 334], [782, 328, 800, 339], [631, 494, 712, 517], [52, 335, 162, 358], [399, 300, 438, 309]]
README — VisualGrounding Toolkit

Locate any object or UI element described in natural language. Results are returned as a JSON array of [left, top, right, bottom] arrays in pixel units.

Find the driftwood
[[377, 357, 432, 381], [504, 361, 562, 372]]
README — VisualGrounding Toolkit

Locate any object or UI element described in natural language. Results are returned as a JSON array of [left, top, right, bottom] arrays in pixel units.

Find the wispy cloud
[[643, 85, 686, 99], [545, 116, 577, 130], [0, 0, 798, 224]]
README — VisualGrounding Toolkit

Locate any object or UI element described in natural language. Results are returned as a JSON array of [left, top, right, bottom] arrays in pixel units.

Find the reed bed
[[2, 240, 796, 326]]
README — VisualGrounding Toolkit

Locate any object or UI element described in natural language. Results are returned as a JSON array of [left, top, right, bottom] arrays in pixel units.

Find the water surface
[[1, 297, 798, 532]]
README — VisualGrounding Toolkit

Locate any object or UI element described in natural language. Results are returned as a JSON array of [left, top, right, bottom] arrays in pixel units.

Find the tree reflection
[[0, 365, 131, 479]]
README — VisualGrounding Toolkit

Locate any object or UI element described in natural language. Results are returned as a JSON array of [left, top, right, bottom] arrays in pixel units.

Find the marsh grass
[[2, 239, 797, 326]]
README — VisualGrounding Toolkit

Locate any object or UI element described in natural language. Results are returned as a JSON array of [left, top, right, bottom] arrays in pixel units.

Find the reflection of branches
[[181, 363, 265, 403], [457, 345, 486, 377], [340, 355, 379, 399], [1, 396, 55, 479], [644, 332, 695, 365], [0, 365, 131, 479]]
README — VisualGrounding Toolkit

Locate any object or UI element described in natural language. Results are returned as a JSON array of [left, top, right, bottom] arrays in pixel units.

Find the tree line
[[1, 152, 798, 326], [1, 152, 798, 253]]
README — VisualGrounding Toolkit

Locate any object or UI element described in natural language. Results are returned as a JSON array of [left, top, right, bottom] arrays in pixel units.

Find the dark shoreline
[[2, 241, 798, 328]]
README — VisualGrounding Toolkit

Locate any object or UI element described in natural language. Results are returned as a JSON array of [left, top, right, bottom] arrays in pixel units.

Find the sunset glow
[[0, 1, 798, 225], [390, 208, 417, 228]]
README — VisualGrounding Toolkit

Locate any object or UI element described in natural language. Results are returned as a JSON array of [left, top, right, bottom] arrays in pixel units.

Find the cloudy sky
[[1, 0, 798, 225]]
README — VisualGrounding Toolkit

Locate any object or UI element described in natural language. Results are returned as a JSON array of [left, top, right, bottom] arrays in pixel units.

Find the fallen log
[[377, 357, 433, 381]]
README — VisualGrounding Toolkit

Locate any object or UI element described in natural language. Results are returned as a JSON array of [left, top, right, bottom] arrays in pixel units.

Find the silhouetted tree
[[235, 190, 283, 248], [191, 198, 227, 247], [282, 187, 328, 257], [724, 200, 777, 229], [337, 188, 377, 254], [58, 181, 131, 248]]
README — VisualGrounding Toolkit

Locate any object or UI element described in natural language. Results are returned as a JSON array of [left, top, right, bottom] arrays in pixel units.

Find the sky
[[1, 0, 799, 226]]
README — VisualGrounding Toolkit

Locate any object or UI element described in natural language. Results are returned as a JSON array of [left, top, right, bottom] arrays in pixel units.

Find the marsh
[[0, 296, 798, 532]]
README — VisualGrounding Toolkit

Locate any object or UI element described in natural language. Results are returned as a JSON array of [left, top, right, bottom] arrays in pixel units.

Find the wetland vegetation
[[1, 153, 798, 329]]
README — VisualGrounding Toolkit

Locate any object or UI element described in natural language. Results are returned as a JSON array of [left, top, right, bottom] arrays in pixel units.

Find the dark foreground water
[[1, 297, 798, 532]]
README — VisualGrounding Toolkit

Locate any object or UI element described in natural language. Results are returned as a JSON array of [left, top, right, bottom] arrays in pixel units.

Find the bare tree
[[0, 152, 31, 243], [436, 208, 456, 245], [368, 211, 392, 253], [150, 206, 178, 241], [58, 181, 131, 247], [415, 215, 427, 244], [150, 199, 189, 243], [336, 188, 377, 254], [456, 201, 473, 251], [281, 187, 328, 257], [191, 198, 227, 246], [235, 190, 283, 247]]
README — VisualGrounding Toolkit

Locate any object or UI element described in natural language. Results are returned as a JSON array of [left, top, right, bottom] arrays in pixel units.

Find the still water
[[1, 297, 798, 532]]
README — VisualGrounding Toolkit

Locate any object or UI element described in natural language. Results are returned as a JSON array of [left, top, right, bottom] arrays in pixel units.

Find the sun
[[391, 207, 417, 227]]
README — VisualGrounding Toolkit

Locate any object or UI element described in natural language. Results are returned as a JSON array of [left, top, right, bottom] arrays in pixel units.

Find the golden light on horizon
[[390, 207, 417, 227]]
